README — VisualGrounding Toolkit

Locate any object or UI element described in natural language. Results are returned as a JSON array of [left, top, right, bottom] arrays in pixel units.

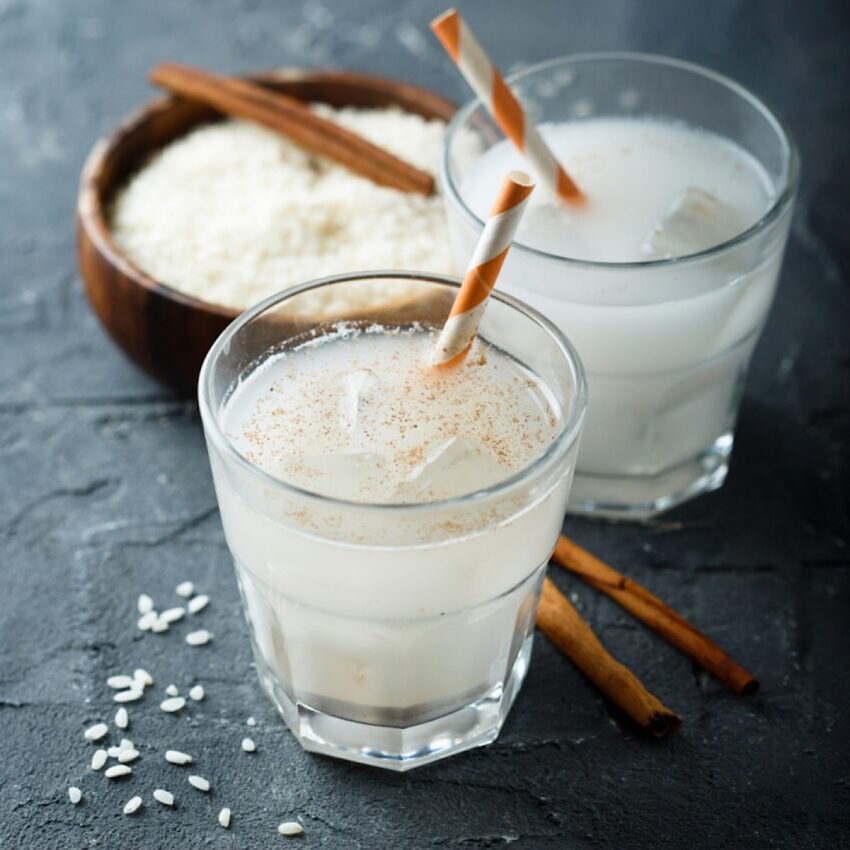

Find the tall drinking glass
[[199, 272, 587, 770]]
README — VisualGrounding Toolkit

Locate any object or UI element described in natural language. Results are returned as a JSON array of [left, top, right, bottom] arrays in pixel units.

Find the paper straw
[[431, 8, 583, 204], [431, 170, 535, 368]]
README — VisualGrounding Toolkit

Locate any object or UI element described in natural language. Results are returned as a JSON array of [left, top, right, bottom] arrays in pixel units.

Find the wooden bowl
[[77, 69, 457, 394]]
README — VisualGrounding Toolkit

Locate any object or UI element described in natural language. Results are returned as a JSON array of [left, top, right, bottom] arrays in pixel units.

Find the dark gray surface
[[1, 0, 848, 847]]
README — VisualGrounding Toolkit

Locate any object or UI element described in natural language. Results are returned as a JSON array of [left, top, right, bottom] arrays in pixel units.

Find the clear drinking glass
[[198, 272, 587, 770], [442, 53, 798, 519]]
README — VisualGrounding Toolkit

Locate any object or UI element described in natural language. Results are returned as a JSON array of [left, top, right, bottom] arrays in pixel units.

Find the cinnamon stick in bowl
[[150, 62, 435, 196]]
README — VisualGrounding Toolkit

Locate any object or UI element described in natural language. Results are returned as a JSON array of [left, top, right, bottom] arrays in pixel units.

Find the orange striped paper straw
[[431, 8, 583, 204], [431, 170, 535, 368]]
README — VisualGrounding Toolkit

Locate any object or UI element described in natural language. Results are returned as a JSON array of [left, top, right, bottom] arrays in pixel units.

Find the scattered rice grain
[[105, 764, 132, 779], [137, 593, 154, 614], [165, 684, 179, 697], [153, 788, 174, 807], [123, 795, 142, 815], [160, 696, 186, 713], [160, 607, 185, 625], [107, 675, 134, 689], [187, 594, 209, 614], [91, 749, 108, 771], [84, 722, 108, 742], [118, 748, 140, 763], [115, 707, 129, 730], [165, 750, 193, 765], [188, 775, 210, 792], [114, 688, 144, 703], [246, 716, 256, 726], [185, 629, 211, 646], [218, 807, 231, 828], [189, 685, 204, 701], [176, 581, 195, 598], [107, 746, 122, 758], [241, 737, 256, 753], [137, 611, 158, 631], [68, 786, 81, 804], [151, 617, 170, 633], [278, 821, 303, 836], [133, 668, 154, 687]]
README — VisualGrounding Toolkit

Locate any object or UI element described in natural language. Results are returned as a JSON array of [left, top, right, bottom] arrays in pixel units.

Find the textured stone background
[[1, 0, 848, 847]]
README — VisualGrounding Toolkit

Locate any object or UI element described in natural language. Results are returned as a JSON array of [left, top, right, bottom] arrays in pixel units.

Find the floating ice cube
[[338, 369, 380, 434], [642, 188, 752, 259], [396, 436, 508, 502], [269, 452, 385, 499]]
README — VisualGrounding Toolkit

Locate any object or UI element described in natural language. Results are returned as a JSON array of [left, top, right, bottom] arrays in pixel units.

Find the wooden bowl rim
[[77, 68, 458, 322]]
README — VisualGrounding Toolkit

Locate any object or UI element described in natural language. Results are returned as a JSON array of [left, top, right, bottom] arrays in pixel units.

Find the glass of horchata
[[199, 271, 586, 770], [442, 53, 798, 519]]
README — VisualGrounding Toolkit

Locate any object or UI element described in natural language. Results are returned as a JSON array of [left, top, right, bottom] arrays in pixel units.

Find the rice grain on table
[[188, 775, 210, 792], [165, 750, 193, 765], [185, 629, 212, 646], [109, 110, 467, 312], [117, 748, 139, 764], [165, 684, 179, 697], [160, 697, 186, 713], [175, 581, 195, 598], [241, 737, 256, 753], [123, 796, 142, 815], [114, 688, 143, 703], [68, 787, 82, 804], [159, 607, 185, 625], [83, 722, 108, 742], [114, 707, 129, 730], [107, 675, 134, 690], [189, 684, 204, 701], [137, 611, 158, 631], [105, 765, 132, 779], [91, 749, 108, 771], [153, 789, 175, 807], [218, 807, 231, 828], [187, 594, 209, 614], [278, 821, 304, 836], [133, 668, 153, 687], [137, 593, 154, 614]]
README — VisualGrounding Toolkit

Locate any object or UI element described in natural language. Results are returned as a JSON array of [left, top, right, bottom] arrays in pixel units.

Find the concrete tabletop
[[1, 1, 847, 847]]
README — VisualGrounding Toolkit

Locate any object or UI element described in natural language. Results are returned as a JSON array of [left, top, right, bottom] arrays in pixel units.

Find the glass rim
[[441, 50, 800, 270], [198, 270, 588, 515]]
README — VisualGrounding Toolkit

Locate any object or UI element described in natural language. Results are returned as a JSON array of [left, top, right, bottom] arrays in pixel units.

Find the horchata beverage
[[199, 274, 586, 770], [442, 55, 797, 518]]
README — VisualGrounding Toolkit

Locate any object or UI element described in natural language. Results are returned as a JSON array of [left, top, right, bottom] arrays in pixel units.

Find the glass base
[[568, 433, 732, 521], [253, 632, 535, 772]]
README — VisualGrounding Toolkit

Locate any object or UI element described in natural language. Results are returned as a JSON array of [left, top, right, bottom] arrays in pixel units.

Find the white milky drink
[[445, 74, 796, 517], [200, 285, 586, 770]]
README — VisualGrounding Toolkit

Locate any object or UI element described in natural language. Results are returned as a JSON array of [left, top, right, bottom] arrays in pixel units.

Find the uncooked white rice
[[188, 775, 210, 792], [165, 750, 193, 765], [137, 611, 158, 631], [187, 594, 209, 615], [137, 593, 154, 614], [114, 707, 129, 730], [175, 581, 195, 598], [278, 821, 304, 836], [159, 607, 185, 625], [189, 685, 204, 701], [68, 786, 81, 804], [109, 109, 465, 313], [185, 629, 212, 646], [107, 675, 134, 690], [165, 684, 179, 697], [153, 789, 174, 807], [123, 795, 142, 815], [241, 737, 256, 753], [83, 722, 108, 742], [117, 748, 139, 764], [160, 697, 185, 713], [105, 764, 132, 779], [91, 749, 107, 771], [133, 668, 154, 687], [114, 688, 143, 703], [218, 807, 231, 828]]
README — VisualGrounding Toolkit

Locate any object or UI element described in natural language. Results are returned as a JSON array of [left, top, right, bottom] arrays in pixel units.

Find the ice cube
[[396, 436, 509, 502], [338, 369, 380, 434], [642, 188, 752, 259], [268, 452, 385, 500]]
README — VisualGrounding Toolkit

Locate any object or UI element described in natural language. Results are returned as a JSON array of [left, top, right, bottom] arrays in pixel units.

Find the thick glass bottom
[[252, 631, 534, 771], [568, 432, 732, 520]]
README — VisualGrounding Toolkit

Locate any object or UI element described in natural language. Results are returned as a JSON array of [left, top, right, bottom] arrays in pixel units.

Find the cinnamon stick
[[553, 536, 758, 695], [536, 577, 681, 737], [150, 62, 435, 196]]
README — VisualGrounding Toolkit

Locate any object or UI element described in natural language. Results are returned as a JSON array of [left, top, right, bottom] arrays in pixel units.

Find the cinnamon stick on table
[[536, 577, 682, 738], [150, 62, 435, 196], [553, 536, 758, 695]]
